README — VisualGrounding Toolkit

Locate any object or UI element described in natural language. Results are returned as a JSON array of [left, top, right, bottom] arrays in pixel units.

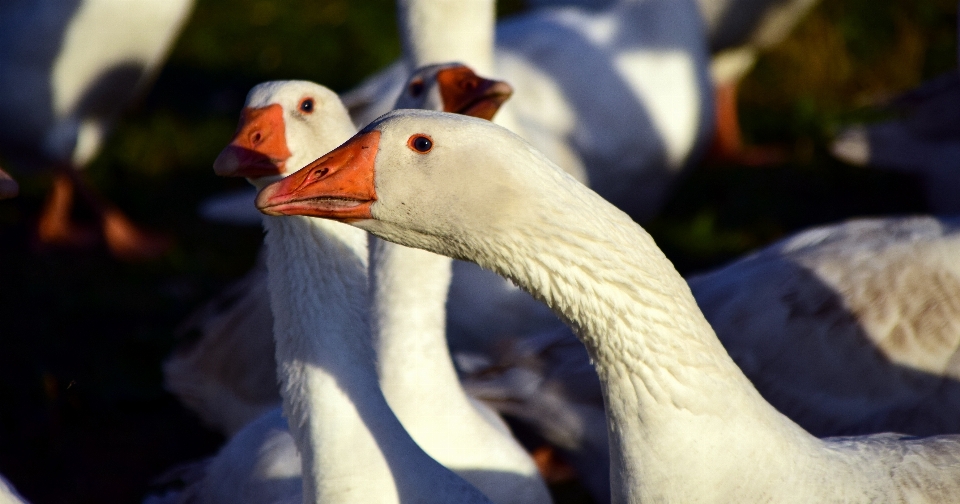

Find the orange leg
[[37, 171, 98, 248], [99, 205, 172, 262], [531, 444, 578, 484], [707, 80, 786, 167], [38, 168, 172, 261]]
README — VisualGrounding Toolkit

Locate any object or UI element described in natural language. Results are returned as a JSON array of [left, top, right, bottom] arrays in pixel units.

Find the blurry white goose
[[831, 71, 960, 213], [164, 77, 545, 503], [259, 109, 960, 503], [205, 81, 491, 503], [346, 0, 714, 223], [509, 0, 820, 163], [0, 474, 29, 504], [0, 0, 191, 259], [165, 64, 519, 436], [0, 167, 18, 200]]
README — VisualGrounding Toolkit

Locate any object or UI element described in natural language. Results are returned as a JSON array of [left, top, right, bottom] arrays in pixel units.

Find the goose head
[[394, 63, 513, 121], [212, 81, 356, 189], [256, 110, 557, 256]]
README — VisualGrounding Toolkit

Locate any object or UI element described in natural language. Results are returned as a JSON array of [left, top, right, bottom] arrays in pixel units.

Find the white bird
[[161, 77, 547, 504], [208, 81, 491, 504], [831, 71, 960, 213], [259, 109, 960, 503], [345, 0, 714, 223], [165, 64, 520, 437], [0, 0, 191, 259]]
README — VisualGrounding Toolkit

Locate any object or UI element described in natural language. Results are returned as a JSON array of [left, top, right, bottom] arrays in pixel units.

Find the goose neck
[[261, 215, 486, 503], [396, 0, 496, 74], [458, 174, 822, 501]]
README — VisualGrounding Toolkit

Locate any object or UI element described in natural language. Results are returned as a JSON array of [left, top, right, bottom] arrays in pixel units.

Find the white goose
[[164, 77, 545, 503], [0, 474, 29, 504], [0, 0, 191, 259], [164, 64, 523, 437], [345, 0, 714, 223], [259, 109, 960, 503], [210, 82, 490, 504]]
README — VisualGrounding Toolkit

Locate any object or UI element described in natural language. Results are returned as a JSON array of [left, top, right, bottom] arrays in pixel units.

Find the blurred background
[[0, 0, 957, 502]]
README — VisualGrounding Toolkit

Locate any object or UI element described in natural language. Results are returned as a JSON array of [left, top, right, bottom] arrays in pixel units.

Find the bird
[[259, 109, 960, 503], [165, 64, 521, 437], [830, 70, 960, 213], [159, 77, 547, 504], [344, 0, 715, 224], [208, 81, 493, 504], [0, 0, 192, 259]]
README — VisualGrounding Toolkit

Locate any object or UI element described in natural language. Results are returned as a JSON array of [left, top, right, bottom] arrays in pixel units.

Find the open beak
[[437, 65, 513, 121], [256, 130, 380, 221], [0, 166, 18, 200], [213, 104, 292, 178]]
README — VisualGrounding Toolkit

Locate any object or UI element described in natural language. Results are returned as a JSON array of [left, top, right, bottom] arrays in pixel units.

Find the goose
[[344, 0, 714, 224], [207, 81, 491, 504], [164, 77, 546, 503], [0, 0, 190, 259], [0, 167, 17, 200], [259, 109, 960, 503], [830, 70, 960, 213], [164, 64, 522, 437], [503, 0, 819, 164]]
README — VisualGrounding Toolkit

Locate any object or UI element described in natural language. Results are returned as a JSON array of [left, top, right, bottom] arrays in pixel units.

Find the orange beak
[[213, 104, 292, 178], [256, 130, 380, 221], [0, 166, 18, 200], [437, 65, 513, 121]]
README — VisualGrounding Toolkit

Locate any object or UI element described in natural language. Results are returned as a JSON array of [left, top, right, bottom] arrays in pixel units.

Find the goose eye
[[409, 79, 425, 98], [407, 134, 433, 153], [299, 98, 314, 113]]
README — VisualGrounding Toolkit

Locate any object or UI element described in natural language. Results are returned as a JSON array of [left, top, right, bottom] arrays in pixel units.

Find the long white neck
[[261, 215, 489, 504], [369, 238, 552, 504], [452, 170, 827, 503], [370, 238, 467, 413], [396, 0, 496, 74]]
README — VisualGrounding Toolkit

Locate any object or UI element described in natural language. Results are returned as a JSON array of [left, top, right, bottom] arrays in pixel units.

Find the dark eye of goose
[[409, 79, 425, 98], [299, 98, 314, 113], [407, 134, 433, 153]]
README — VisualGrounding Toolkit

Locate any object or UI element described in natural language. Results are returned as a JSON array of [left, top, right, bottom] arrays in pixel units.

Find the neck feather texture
[[261, 215, 489, 504], [451, 167, 825, 502]]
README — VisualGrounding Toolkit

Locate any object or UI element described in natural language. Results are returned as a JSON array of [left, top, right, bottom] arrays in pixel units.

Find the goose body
[[259, 109, 960, 503], [0, 0, 191, 258]]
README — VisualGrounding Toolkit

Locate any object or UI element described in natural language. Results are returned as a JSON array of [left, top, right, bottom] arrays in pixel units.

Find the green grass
[[0, 0, 956, 502]]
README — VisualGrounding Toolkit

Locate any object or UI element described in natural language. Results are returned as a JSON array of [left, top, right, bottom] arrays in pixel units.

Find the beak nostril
[[313, 167, 329, 179], [251, 131, 263, 145]]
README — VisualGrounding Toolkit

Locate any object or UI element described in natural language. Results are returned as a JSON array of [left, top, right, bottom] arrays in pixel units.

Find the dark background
[[0, 0, 957, 502]]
